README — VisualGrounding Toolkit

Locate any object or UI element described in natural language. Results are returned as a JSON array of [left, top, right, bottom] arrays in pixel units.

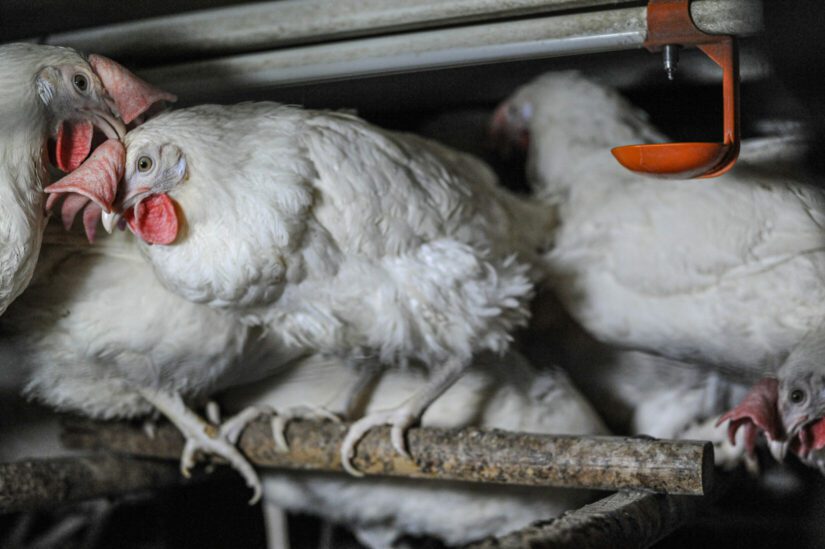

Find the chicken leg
[[340, 357, 468, 476], [268, 360, 384, 452], [137, 388, 264, 503]]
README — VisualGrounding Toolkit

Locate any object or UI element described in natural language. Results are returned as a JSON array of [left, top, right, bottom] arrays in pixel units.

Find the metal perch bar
[[29, 0, 762, 101], [40, 1, 645, 63], [38, 0, 762, 65], [0, 455, 192, 514], [465, 488, 718, 548], [62, 418, 715, 496], [135, 7, 649, 100], [132, 0, 761, 101]]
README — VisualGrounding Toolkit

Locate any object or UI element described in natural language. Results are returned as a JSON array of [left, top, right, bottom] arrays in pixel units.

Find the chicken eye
[[72, 74, 88, 92], [521, 103, 534, 119], [137, 156, 154, 173], [791, 389, 806, 404]]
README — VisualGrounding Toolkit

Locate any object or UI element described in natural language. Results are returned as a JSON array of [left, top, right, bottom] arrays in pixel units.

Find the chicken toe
[[137, 388, 263, 504], [339, 357, 468, 476], [340, 406, 420, 476]]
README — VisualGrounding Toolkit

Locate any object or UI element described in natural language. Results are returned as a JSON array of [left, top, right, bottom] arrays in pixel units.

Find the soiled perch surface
[[223, 352, 606, 549]]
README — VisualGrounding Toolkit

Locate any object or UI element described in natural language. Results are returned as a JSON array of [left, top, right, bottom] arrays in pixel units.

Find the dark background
[[2, 1, 825, 547]]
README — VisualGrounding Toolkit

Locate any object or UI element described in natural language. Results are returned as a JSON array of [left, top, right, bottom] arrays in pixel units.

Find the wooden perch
[[62, 418, 714, 496], [465, 489, 712, 549], [466, 472, 733, 548], [0, 455, 191, 514]]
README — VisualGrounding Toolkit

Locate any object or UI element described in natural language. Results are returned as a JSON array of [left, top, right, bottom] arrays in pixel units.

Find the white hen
[[53, 102, 555, 474], [0, 224, 305, 500], [223, 351, 606, 549], [492, 72, 825, 376], [525, 293, 752, 469], [492, 71, 825, 464], [0, 43, 174, 316]]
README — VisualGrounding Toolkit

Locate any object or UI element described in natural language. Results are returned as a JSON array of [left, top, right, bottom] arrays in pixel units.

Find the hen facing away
[[223, 352, 606, 549], [526, 292, 752, 470], [53, 102, 556, 474], [0, 225, 305, 501], [0, 43, 173, 316], [492, 71, 825, 462]]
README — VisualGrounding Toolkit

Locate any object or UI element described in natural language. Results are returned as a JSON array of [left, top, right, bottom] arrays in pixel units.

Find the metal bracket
[[612, 0, 741, 179]]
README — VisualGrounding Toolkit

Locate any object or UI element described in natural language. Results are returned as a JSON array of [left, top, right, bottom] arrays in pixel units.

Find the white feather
[[124, 103, 554, 388], [0, 43, 116, 316], [503, 72, 825, 376], [0, 225, 303, 419]]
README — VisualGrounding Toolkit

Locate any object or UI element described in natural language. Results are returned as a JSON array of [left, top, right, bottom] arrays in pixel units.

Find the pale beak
[[90, 109, 126, 140], [101, 210, 121, 233], [102, 186, 152, 234], [768, 438, 789, 462]]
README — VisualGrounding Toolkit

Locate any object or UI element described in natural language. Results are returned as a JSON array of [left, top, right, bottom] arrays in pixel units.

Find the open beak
[[89, 108, 126, 140], [52, 107, 125, 174], [48, 57, 176, 238], [785, 415, 825, 457], [53, 56, 167, 174]]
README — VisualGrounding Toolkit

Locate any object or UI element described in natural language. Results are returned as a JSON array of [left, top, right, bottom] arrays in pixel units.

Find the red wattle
[[55, 120, 94, 172], [125, 194, 179, 245]]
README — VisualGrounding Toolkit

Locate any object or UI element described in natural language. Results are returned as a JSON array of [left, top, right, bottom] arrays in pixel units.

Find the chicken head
[[34, 49, 174, 172], [31, 46, 177, 241], [46, 135, 184, 245], [776, 331, 825, 458]]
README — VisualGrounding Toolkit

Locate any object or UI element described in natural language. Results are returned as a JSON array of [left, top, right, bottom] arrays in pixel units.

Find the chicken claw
[[339, 357, 468, 477], [340, 406, 420, 476], [206, 400, 222, 424], [137, 389, 264, 504], [179, 406, 264, 503], [265, 362, 383, 453]]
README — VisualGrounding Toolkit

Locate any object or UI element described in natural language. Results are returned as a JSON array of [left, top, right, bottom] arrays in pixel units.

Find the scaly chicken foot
[[267, 360, 385, 453], [137, 388, 263, 504], [340, 357, 468, 477], [340, 407, 419, 476]]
